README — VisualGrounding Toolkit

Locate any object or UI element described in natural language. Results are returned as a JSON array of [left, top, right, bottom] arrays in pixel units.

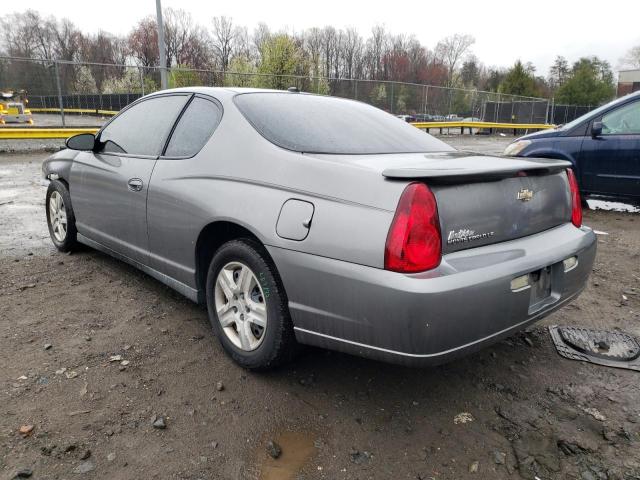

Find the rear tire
[[46, 179, 79, 252], [205, 238, 297, 370]]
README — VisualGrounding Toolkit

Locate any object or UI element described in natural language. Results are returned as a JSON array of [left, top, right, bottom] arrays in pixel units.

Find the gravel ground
[[1, 144, 639, 480]]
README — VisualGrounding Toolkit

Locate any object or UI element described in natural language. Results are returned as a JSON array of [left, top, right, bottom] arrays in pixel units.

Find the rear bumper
[[267, 223, 597, 367], [1, 114, 32, 122]]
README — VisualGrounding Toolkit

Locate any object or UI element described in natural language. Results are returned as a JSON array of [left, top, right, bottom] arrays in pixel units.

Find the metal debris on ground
[[152, 415, 167, 429], [453, 412, 475, 424], [549, 325, 640, 371]]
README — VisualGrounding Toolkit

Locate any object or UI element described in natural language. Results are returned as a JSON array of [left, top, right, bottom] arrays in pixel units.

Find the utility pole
[[155, 0, 168, 90], [53, 60, 65, 126]]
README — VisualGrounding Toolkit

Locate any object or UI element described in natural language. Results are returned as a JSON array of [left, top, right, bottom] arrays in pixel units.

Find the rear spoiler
[[382, 155, 571, 182]]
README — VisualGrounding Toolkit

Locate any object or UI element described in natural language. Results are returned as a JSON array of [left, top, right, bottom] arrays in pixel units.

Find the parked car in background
[[43, 88, 596, 370], [504, 91, 640, 205], [446, 114, 463, 121], [413, 113, 433, 122], [396, 114, 416, 123]]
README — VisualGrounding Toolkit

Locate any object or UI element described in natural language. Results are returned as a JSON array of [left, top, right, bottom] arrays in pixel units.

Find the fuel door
[[276, 199, 315, 241]]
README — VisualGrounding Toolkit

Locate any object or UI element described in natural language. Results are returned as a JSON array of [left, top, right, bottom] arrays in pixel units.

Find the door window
[[164, 97, 223, 157], [99, 95, 189, 155], [601, 101, 640, 135]]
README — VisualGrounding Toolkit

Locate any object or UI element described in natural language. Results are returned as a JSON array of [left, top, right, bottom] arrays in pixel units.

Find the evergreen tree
[[500, 60, 539, 97], [556, 57, 615, 105]]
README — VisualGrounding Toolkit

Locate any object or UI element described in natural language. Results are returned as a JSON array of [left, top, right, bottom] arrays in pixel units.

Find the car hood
[[517, 128, 563, 141]]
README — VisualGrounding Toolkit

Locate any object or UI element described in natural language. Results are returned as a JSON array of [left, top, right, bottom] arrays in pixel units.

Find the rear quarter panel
[[145, 103, 404, 288]]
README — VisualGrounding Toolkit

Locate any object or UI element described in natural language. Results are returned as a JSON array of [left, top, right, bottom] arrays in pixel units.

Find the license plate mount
[[529, 266, 552, 312]]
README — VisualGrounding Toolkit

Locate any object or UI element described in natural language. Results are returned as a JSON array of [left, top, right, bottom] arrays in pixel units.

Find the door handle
[[127, 178, 143, 192]]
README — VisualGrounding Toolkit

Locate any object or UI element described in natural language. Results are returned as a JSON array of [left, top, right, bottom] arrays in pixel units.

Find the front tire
[[205, 239, 296, 370], [46, 179, 79, 252]]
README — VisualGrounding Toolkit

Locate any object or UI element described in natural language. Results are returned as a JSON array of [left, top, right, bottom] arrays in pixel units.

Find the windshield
[[234, 92, 453, 154]]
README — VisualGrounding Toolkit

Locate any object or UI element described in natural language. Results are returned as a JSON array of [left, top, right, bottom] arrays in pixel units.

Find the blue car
[[504, 91, 640, 205]]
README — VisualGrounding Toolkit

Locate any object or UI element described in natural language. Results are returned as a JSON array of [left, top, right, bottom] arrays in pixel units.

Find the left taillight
[[384, 182, 442, 273], [566, 168, 582, 228]]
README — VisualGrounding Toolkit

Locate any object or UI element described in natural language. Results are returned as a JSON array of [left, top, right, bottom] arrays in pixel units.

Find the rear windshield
[[234, 92, 453, 154]]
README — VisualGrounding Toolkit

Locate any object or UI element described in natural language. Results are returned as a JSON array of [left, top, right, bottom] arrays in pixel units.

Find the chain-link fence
[[548, 103, 594, 126], [0, 55, 590, 128]]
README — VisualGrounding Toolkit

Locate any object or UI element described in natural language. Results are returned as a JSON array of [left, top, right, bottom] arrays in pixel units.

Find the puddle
[[0, 156, 51, 255], [260, 431, 316, 480]]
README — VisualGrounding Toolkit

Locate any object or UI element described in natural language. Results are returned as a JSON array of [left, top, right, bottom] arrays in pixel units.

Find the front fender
[[41, 148, 80, 182]]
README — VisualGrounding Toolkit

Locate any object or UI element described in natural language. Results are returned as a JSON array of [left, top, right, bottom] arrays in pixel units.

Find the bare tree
[[304, 27, 323, 78], [621, 45, 640, 69], [341, 28, 363, 79], [111, 36, 129, 66], [321, 26, 338, 78], [434, 33, 475, 87], [233, 26, 251, 60], [1, 11, 58, 60], [365, 25, 387, 80], [211, 16, 236, 71], [0, 11, 44, 58], [252, 22, 271, 61], [79, 31, 124, 90], [405, 36, 428, 82], [1, 8, 546, 110], [52, 18, 82, 61], [128, 17, 159, 68], [164, 8, 193, 67]]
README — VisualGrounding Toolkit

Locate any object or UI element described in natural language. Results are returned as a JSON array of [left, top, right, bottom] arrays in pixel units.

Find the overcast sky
[[20, 0, 640, 75]]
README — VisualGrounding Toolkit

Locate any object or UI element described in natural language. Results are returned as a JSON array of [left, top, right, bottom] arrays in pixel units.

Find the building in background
[[617, 69, 640, 97]]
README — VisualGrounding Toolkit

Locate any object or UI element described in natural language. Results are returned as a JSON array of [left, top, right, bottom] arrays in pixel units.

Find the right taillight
[[385, 182, 442, 273], [566, 168, 582, 228]]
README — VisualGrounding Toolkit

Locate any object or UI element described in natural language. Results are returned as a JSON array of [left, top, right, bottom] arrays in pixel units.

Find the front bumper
[[267, 223, 597, 366]]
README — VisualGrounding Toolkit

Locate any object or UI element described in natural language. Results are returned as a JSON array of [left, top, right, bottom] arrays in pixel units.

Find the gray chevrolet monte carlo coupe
[[42, 87, 597, 369]]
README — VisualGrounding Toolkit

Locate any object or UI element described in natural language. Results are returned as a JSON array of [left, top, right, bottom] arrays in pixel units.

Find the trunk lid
[[379, 151, 573, 254], [432, 171, 572, 253]]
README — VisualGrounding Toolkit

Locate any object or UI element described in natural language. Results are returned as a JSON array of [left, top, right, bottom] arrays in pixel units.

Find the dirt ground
[[1, 142, 639, 480]]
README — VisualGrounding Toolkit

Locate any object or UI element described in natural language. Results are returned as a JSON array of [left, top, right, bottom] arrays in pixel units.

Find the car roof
[[605, 89, 640, 105], [148, 86, 299, 99]]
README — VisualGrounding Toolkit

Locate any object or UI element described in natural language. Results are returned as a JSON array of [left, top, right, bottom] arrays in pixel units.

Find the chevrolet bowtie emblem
[[517, 188, 534, 202]]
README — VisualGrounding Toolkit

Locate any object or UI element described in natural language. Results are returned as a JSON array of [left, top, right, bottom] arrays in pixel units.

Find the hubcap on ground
[[49, 191, 67, 242], [214, 261, 267, 351]]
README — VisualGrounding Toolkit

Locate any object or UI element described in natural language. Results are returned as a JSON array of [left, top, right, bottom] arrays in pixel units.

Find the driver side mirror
[[591, 121, 603, 138], [66, 133, 96, 151]]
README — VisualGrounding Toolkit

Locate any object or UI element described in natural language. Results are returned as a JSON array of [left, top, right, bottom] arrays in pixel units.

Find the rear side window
[[164, 97, 223, 157], [99, 95, 189, 156], [234, 92, 453, 154]]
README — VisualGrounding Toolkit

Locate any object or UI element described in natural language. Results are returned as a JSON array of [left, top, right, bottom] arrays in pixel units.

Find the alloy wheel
[[49, 191, 67, 242], [214, 261, 268, 351]]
